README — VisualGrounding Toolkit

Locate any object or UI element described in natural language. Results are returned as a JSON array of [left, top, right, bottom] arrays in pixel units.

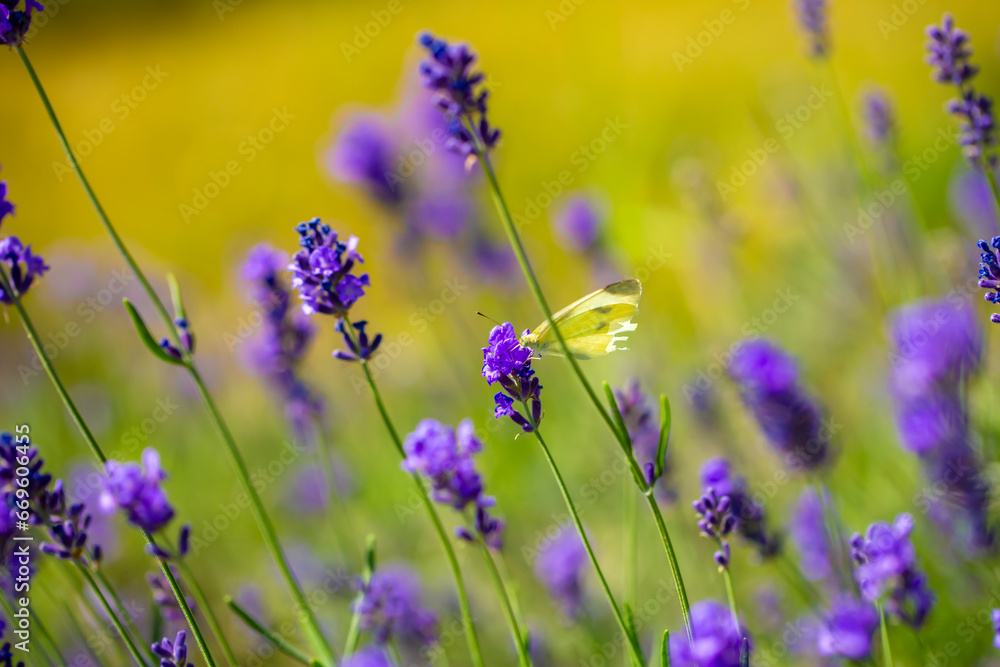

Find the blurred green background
[[2, 0, 1000, 664]]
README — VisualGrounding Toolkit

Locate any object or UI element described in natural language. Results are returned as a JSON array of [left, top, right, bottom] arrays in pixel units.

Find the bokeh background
[[2, 0, 1000, 664]]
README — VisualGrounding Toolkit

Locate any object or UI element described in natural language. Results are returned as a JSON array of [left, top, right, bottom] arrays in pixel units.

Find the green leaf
[[622, 602, 645, 667], [660, 630, 670, 667], [225, 595, 319, 666], [363, 533, 377, 580], [655, 395, 672, 481], [604, 382, 648, 490], [123, 299, 184, 366]]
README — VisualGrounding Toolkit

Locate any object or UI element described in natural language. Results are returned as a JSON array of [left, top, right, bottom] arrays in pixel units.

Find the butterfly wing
[[522, 279, 641, 359]]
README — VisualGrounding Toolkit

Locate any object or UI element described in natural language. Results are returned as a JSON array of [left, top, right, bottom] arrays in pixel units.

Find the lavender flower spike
[[353, 565, 438, 647], [534, 525, 587, 619], [98, 448, 175, 533], [693, 487, 736, 569], [794, 0, 827, 56], [341, 647, 398, 667], [418, 32, 500, 157], [0, 1, 43, 47], [815, 594, 879, 661], [668, 599, 750, 666], [151, 631, 193, 667], [482, 322, 542, 432], [0, 168, 13, 227], [993, 609, 1000, 650], [863, 89, 895, 145], [0, 236, 49, 304], [978, 237, 1000, 323], [851, 514, 934, 628], [288, 218, 370, 317], [700, 457, 782, 559]]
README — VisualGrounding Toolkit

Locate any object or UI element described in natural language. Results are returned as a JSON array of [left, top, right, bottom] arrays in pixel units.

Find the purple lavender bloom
[[693, 487, 736, 568], [402, 419, 504, 548], [699, 457, 781, 558], [151, 631, 192, 667], [788, 489, 832, 582], [0, 236, 49, 303], [851, 514, 934, 628], [0, 1, 43, 47], [148, 565, 195, 623], [406, 190, 472, 240], [0, 169, 13, 227], [353, 565, 438, 647], [992, 609, 1000, 650], [534, 525, 587, 619], [926, 14, 997, 168], [288, 219, 370, 317], [979, 237, 1000, 323], [553, 194, 604, 254], [341, 647, 397, 667], [862, 89, 895, 145], [328, 113, 403, 206], [794, 0, 827, 56], [730, 340, 829, 471], [0, 432, 51, 508], [98, 449, 174, 534], [482, 322, 542, 432], [418, 32, 500, 157], [815, 595, 879, 661], [0, 640, 23, 667], [615, 379, 674, 500], [668, 599, 750, 667], [37, 479, 101, 564], [334, 319, 382, 362], [888, 300, 993, 555]]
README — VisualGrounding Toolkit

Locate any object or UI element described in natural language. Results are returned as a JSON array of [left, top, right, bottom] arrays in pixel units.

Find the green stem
[[624, 478, 637, 616], [479, 544, 532, 667], [0, 592, 62, 667], [719, 561, 740, 635], [78, 566, 150, 667], [496, 552, 530, 652], [17, 46, 335, 666], [343, 316, 485, 667], [876, 600, 894, 667], [643, 494, 693, 643], [0, 266, 218, 667], [95, 569, 148, 654], [226, 597, 320, 666], [526, 421, 646, 666], [476, 143, 692, 644], [163, 537, 241, 667]]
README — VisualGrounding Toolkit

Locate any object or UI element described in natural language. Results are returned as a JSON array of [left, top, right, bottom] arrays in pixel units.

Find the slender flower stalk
[[478, 543, 531, 667], [340, 315, 485, 667], [78, 565, 150, 666], [0, 264, 220, 666], [13, 45, 334, 666], [419, 34, 693, 642], [877, 601, 895, 667]]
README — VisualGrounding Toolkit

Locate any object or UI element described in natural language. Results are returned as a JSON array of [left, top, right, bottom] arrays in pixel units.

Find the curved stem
[[16, 47, 336, 666], [644, 496, 693, 643], [0, 266, 218, 667], [343, 316, 485, 667], [77, 566, 150, 667], [526, 421, 645, 666], [95, 569, 148, 654], [876, 601, 894, 667], [226, 596, 319, 666], [719, 562, 740, 635]]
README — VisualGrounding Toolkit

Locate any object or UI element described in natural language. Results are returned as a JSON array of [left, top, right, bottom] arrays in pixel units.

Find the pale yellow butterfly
[[519, 279, 641, 359]]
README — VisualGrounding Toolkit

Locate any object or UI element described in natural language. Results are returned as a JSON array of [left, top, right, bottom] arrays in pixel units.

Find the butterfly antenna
[[476, 311, 502, 326]]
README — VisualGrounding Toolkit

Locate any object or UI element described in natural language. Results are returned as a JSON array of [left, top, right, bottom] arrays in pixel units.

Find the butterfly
[[519, 279, 641, 359]]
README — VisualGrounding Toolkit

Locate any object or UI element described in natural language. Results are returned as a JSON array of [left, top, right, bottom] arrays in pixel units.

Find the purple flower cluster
[[38, 480, 102, 564], [0, 237, 49, 304], [700, 457, 781, 559], [241, 244, 325, 438], [926, 14, 997, 168], [0, 0, 43, 47], [993, 609, 1000, 650], [328, 114, 404, 206], [668, 599, 750, 667], [288, 218, 370, 318], [534, 525, 588, 619], [815, 594, 879, 661], [863, 89, 895, 145], [788, 489, 833, 583], [341, 647, 398, 667], [794, 0, 827, 56], [693, 487, 736, 569], [148, 564, 195, 622], [482, 322, 542, 432], [850, 514, 934, 628], [402, 419, 504, 548], [889, 300, 993, 555], [553, 194, 603, 254], [99, 449, 175, 534], [729, 340, 830, 472], [418, 32, 500, 157], [334, 319, 382, 362], [614, 379, 674, 499], [0, 170, 13, 225], [353, 565, 438, 647], [151, 631, 192, 667], [978, 238, 1000, 323]]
